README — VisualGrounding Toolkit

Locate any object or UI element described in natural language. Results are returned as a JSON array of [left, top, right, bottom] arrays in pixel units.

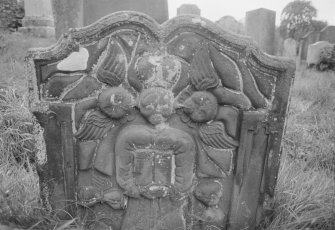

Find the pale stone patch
[[57, 47, 89, 71]]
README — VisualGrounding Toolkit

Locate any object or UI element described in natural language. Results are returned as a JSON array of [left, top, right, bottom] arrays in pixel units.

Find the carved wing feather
[[190, 44, 220, 90], [199, 121, 239, 149], [75, 110, 113, 141], [96, 38, 126, 87]]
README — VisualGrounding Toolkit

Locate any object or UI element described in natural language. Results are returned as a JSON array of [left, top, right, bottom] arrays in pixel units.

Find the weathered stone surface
[[245, 8, 276, 55], [18, 0, 55, 38], [43, 73, 83, 99], [27, 11, 295, 230], [62, 76, 101, 101], [177, 4, 201, 16]]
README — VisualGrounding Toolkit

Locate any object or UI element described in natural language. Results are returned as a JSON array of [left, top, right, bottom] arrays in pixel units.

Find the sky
[[168, 0, 335, 25]]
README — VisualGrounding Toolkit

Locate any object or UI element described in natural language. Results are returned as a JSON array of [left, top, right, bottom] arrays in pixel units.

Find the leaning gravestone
[[26, 12, 295, 230]]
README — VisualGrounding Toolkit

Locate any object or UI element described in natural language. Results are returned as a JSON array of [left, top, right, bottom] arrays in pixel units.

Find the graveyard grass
[[0, 31, 334, 230]]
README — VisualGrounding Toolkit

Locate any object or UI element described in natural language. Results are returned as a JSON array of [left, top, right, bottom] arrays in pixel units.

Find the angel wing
[[199, 121, 239, 149], [75, 110, 114, 141]]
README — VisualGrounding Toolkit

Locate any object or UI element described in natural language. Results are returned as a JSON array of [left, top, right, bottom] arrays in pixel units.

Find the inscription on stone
[[26, 12, 295, 230]]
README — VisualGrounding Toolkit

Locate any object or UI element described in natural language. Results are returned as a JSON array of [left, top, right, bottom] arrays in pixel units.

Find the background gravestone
[[51, 0, 83, 39], [83, 0, 168, 26], [52, 0, 169, 39], [245, 8, 276, 55], [26, 11, 295, 230], [177, 4, 201, 16], [306, 41, 334, 67], [19, 0, 55, 38], [283, 38, 297, 59], [216, 15, 244, 35], [298, 31, 320, 61]]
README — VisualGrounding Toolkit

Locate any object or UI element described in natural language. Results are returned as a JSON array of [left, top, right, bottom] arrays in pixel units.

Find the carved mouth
[[148, 113, 166, 125]]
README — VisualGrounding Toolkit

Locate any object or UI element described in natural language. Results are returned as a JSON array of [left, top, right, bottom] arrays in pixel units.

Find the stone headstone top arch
[[177, 4, 201, 16], [26, 11, 294, 230]]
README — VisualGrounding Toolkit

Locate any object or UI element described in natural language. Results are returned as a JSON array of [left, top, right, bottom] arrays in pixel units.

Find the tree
[[311, 19, 328, 32], [280, 0, 317, 40]]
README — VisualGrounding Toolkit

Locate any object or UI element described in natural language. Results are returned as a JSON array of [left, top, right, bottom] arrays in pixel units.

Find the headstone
[[306, 41, 333, 66], [298, 31, 320, 61], [283, 38, 297, 59], [83, 0, 169, 26], [18, 0, 55, 37], [245, 8, 276, 55], [26, 12, 295, 230], [177, 4, 201, 16], [51, 0, 83, 39], [216, 16, 244, 35], [319, 26, 335, 44]]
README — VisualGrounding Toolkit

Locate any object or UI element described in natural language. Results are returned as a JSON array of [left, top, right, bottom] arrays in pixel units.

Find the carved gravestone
[[26, 12, 295, 230]]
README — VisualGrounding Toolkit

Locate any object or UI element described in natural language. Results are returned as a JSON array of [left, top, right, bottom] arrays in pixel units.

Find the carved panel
[[26, 12, 295, 230]]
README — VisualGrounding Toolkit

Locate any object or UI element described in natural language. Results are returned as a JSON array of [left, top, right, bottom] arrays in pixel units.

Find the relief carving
[[27, 12, 294, 230], [72, 36, 241, 229]]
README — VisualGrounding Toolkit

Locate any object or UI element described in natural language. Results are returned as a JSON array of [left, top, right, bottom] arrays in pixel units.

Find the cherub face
[[138, 88, 174, 125], [183, 91, 218, 122], [98, 87, 134, 119]]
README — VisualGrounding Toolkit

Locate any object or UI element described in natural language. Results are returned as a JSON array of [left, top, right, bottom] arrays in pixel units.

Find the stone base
[[22, 16, 54, 27], [18, 26, 55, 38]]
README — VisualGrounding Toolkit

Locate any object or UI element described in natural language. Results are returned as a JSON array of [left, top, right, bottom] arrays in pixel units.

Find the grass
[[0, 30, 334, 229], [262, 68, 335, 230]]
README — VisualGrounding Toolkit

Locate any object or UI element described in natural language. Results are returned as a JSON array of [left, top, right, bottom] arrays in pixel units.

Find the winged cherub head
[[183, 91, 218, 123], [98, 87, 134, 119]]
